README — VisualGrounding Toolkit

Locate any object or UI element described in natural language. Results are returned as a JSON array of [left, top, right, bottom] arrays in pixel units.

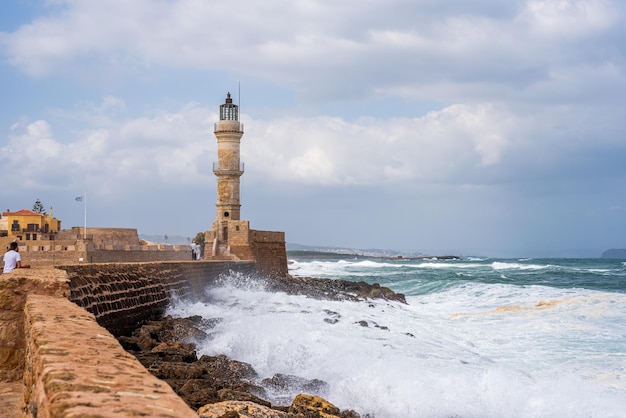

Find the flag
[[75, 196, 83, 202]]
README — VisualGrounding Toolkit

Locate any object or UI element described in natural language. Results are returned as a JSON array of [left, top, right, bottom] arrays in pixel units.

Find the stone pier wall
[[60, 261, 256, 336], [23, 294, 197, 418]]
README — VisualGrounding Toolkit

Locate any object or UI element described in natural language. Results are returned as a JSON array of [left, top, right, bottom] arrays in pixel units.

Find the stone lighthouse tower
[[204, 92, 288, 277], [213, 92, 244, 227]]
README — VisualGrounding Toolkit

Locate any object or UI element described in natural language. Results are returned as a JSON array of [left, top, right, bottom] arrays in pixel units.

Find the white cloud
[[519, 0, 618, 39], [3, 0, 624, 105]]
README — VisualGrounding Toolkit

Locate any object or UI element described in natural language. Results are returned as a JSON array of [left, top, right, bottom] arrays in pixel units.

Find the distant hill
[[601, 249, 626, 259], [286, 243, 425, 258], [287, 249, 371, 259]]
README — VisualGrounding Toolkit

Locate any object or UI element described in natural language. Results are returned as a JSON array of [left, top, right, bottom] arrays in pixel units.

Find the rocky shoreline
[[118, 275, 406, 417]]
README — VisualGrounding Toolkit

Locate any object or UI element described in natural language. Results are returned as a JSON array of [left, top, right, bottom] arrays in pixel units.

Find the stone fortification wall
[[3, 227, 193, 268], [60, 261, 256, 336], [85, 246, 192, 263], [56, 227, 140, 247], [12, 241, 193, 267], [12, 241, 88, 267], [250, 230, 288, 277]]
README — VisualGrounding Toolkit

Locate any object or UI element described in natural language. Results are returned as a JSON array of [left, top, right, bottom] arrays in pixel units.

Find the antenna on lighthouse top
[[238, 81, 241, 116]]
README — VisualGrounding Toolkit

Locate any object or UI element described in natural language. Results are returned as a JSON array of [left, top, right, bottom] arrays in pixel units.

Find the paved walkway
[[0, 381, 23, 418]]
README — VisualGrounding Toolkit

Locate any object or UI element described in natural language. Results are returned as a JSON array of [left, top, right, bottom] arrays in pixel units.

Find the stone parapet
[[23, 294, 197, 417], [0, 268, 69, 382]]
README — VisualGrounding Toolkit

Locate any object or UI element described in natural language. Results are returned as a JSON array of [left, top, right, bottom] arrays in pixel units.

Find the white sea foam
[[491, 261, 552, 270], [168, 273, 626, 417]]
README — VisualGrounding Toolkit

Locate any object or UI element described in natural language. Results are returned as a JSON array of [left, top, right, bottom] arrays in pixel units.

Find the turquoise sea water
[[168, 257, 626, 417]]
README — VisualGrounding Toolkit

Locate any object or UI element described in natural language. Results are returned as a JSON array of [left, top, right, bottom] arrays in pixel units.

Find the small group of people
[[3, 242, 30, 273], [191, 241, 202, 260]]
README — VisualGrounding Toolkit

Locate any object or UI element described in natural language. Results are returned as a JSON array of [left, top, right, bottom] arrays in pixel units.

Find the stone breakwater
[[0, 262, 405, 417]]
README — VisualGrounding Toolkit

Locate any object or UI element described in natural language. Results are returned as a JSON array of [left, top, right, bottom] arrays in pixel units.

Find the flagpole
[[83, 192, 87, 239]]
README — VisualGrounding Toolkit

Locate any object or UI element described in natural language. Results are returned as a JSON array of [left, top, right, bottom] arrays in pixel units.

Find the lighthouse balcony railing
[[214, 122, 244, 133], [213, 162, 245, 175]]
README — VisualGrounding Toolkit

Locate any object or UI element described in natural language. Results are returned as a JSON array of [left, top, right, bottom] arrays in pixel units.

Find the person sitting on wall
[[3, 242, 30, 273]]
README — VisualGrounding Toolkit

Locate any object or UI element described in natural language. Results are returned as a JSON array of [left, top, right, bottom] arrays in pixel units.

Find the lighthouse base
[[204, 220, 288, 278]]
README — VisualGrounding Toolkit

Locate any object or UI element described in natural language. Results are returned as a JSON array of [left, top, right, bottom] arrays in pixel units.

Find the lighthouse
[[204, 92, 288, 277], [213, 92, 244, 226]]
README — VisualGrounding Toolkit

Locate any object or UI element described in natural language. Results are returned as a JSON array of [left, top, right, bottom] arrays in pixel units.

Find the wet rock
[[198, 401, 288, 418], [118, 315, 209, 353], [151, 361, 206, 380], [264, 275, 407, 304], [288, 394, 341, 417], [262, 373, 329, 395], [218, 388, 271, 407], [151, 340, 197, 362], [178, 379, 219, 409], [199, 354, 259, 381]]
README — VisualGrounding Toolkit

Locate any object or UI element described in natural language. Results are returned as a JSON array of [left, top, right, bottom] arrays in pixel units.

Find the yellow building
[[0, 209, 61, 241]]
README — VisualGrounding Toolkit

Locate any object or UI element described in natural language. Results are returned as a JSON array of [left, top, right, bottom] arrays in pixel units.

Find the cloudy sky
[[1, 0, 625, 257]]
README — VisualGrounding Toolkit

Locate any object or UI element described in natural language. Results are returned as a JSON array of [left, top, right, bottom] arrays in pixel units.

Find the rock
[[261, 374, 329, 395], [151, 361, 206, 380], [151, 340, 197, 362], [198, 354, 259, 381], [178, 379, 219, 409], [218, 388, 272, 407], [121, 315, 209, 352], [197, 400, 288, 418], [288, 394, 341, 417], [121, 316, 273, 410], [264, 275, 407, 304]]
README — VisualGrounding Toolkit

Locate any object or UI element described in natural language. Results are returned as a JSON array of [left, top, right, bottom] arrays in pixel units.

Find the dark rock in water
[[198, 354, 259, 381], [356, 320, 369, 327], [262, 373, 329, 395], [602, 249, 626, 258], [265, 275, 407, 304], [323, 309, 341, 324], [118, 315, 209, 353]]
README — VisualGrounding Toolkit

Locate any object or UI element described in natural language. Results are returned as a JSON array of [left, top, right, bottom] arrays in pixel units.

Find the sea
[[167, 256, 626, 417]]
